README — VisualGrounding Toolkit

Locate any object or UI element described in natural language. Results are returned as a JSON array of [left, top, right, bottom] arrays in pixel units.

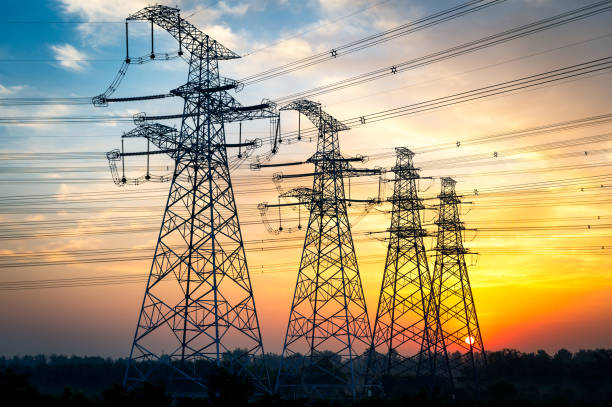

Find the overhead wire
[[1, 2, 611, 292], [0, 0, 505, 107], [272, 1, 612, 102], [272, 56, 612, 143], [240, 0, 394, 57], [3, 122, 612, 187], [239, 0, 508, 84], [2, 55, 611, 129], [1, 0, 608, 113]]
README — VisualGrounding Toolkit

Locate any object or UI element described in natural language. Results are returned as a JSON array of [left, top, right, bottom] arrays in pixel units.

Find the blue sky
[[0, 0, 322, 106]]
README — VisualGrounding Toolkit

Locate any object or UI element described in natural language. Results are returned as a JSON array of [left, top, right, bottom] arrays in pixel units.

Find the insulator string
[[348, 177, 352, 207], [125, 22, 130, 63], [121, 138, 126, 183], [150, 19, 155, 59], [238, 122, 243, 158], [178, 16, 183, 56], [278, 196, 283, 231], [146, 139, 150, 180]]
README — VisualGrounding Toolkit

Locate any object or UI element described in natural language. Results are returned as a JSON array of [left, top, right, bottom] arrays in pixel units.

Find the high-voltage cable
[[274, 0, 612, 103], [2, 56, 610, 126], [274, 56, 612, 142], [240, 0, 507, 84]]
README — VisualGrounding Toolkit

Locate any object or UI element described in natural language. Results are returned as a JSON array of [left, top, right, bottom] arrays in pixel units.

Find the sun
[[465, 336, 476, 345]]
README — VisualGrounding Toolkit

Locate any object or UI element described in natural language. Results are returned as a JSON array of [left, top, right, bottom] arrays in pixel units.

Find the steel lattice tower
[[430, 177, 485, 390], [274, 100, 373, 399], [368, 147, 442, 389], [104, 6, 278, 395]]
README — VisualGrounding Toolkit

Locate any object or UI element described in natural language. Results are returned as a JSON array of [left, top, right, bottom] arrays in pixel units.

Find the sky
[[0, 0, 611, 358]]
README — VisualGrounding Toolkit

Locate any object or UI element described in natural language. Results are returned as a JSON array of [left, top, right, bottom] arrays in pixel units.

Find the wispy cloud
[[50, 43, 89, 72], [218, 1, 249, 16], [0, 84, 24, 95]]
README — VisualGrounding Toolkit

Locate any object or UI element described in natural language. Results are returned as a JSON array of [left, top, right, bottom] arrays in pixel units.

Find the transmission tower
[[367, 147, 445, 392], [257, 100, 379, 399], [101, 6, 278, 395], [430, 177, 486, 391]]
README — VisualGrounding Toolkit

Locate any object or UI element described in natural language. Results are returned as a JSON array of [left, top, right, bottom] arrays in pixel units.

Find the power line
[[2, 0, 608, 110], [3, 126, 611, 188], [241, 0, 394, 57], [272, 1, 612, 100], [2, 245, 610, 291], [0, 1, 508, 107], [1, 194, 610, 238], [0, 20, 127, 24], [275, 56, 612, 142], [239, 0, 507, 84], [2, 56, 611, 128]]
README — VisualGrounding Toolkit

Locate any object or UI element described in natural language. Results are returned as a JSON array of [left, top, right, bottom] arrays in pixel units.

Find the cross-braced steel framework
[[368, 147, 442, 389], [430, 177, 485, 391], [274, 100, 374, 399], [104, 5, 278, 395]]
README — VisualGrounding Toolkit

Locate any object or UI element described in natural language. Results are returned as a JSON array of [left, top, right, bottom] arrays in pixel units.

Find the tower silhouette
[[102, 6, 277, 394], [273, 100, 375, 399], [368, 147, 439, 390], [430, 177, 485, 390]]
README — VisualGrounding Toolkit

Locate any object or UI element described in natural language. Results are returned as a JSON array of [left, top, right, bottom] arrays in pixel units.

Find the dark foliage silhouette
[[0, 349, 610, 406]]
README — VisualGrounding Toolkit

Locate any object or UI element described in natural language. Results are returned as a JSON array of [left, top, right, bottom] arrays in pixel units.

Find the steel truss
[[430, 177, 486, 392], [367, 148, 443, 392], [272, 100, 377, 399], [102, 5, 277, 395]]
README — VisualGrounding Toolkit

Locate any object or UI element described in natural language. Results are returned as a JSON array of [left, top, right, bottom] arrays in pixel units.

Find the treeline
[[483, 348, 612, 405], [1, 349, 611, 406]]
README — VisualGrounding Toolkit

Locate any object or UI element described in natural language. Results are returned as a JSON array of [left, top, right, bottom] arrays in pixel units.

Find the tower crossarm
[[281, 99, 349, 133], [434, 246, 472, 255], [304, 152, 379, 178], [258, 187, 319, 211], [170, 77, 244, 98], [127, 5, 239, 61], [391, 164, 421, 178], [94, 5, 240, 107], [306, 152, 365, 166], [344, 167, 382, 177], [386, 225, 429, 239], [218, 93, 278, 123], [133, 96, 278, 125], [250, 160, 306, 170], [279, 187, 316, 202], [121, 123, 180, 155]]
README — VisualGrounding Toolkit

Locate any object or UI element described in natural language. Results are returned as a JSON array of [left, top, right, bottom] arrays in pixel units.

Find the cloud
[[51, 43, 89, 72], [201, 24, 243, 51], [58, 0, 147, 21], [218, 1, 249, 16], [0, 84, 24, 95], [55, 0, 245, 48], [57, 0, 152, 46]]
